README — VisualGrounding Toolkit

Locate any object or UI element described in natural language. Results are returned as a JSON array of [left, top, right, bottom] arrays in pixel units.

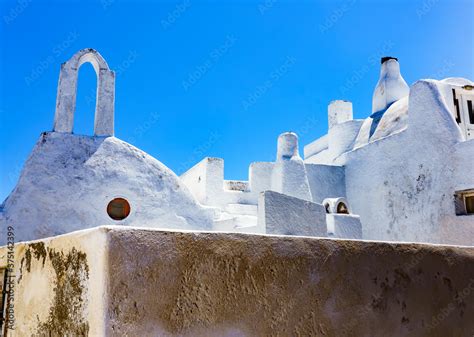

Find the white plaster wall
[[0, 132, 213, 244], [328, 119, 364, 159], [271, 160, 312, 201], [249, 162, 274, 194], [437, 138, 474, 245], [326, 214, 362, 239], [339, 80, 474, 245], [181, 132, 316, 229], [179, 157, 215, 205], [303, 134, 328, 159], [304, 148, 333, 165], [305, 164, 346, 204], [258, 190, 326, 236], [354, 96, 408, 149], [181, 157, 258, 209], [328, 100, 353, 128], [372, 58, 409, 114]]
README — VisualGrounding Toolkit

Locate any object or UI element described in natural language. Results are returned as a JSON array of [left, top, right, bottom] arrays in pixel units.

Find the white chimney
[[328, 100, 353, 129], [372, 57, 409, 113], [276, 132, 300, 161]]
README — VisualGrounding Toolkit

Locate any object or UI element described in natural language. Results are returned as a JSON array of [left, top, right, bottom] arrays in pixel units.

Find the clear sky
[[0, 0, 473, 201]]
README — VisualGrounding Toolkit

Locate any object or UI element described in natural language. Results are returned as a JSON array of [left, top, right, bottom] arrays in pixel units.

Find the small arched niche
[[336, 202, 349, 214]]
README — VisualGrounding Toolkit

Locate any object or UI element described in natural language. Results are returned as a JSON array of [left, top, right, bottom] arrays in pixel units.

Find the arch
[[336, 201, 349, 214], [53, 48, 115, 136], [322, 197, 351, 214]]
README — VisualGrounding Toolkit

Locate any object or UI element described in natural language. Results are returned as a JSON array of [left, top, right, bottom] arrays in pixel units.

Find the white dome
[[0, 132, 212, 243], [354, 96, 409, 149]]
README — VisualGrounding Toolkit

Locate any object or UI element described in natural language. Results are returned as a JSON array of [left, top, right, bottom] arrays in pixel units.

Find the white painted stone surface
[[258, 190, 326, 236], [328, 100, 353, 129], [322, 197, 351, 214], [326, 214, 362, 239], [354, 96, 408, 149], [0, 48, 214, 244], [372, 57, 409, 114], [271, 132, 312, 201], [328, 119, 364, 158], [0, 132, 213, 244], [181, 132, 319, 235], [54, 48, 115, 136], [249, 162, 274, 193], [305, 164, 346, 204], [302, 56, 474, 245], [2, 49, 472, 246], [336, 79, 473, 245], [303, 134, 328, 159]]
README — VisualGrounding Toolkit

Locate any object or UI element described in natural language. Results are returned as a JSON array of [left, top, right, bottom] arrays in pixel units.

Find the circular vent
[[107, 198, 131, 220]]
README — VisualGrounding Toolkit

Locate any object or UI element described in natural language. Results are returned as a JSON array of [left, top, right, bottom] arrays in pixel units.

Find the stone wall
[[1, 226, 474, 336]]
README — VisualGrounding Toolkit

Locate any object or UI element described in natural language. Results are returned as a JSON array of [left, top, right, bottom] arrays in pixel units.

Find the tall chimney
[[372, 57, 409, 113], [276, 132, 300, 161], [328, 100, 353, 129]]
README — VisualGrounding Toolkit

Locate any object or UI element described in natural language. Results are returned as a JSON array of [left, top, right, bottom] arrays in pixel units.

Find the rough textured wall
[[305, 164, 346, 204], [0, 131, 212, 245], [2, 227, 473, 336], [258, 190, 326, 236], [107, 228, 474, 337], [0, 228, 108, 336], [341, 80, 474, 245]]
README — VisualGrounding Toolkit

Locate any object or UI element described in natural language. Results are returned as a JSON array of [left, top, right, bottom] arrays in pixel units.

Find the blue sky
[[0, 0, 473, 201]]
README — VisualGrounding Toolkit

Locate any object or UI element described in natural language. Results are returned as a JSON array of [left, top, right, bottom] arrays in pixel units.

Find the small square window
[[454, 190, 474, 215], [466, 195, 474, 214]]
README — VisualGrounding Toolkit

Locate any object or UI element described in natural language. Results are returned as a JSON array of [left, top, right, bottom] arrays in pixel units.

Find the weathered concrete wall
[[0, 228, 108, 336], [2, 227, 474, 336]]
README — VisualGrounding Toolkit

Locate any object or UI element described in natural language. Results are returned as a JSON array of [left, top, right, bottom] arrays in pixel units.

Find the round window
[[107, 198, 131, 220]]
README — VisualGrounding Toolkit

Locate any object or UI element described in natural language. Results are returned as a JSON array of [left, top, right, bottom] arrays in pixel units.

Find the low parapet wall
[[1, 226, 473, 336]]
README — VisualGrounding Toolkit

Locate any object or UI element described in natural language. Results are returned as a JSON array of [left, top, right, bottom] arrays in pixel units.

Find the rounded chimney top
[[276, 132, 299, 161], [381, 56, 398, 64]]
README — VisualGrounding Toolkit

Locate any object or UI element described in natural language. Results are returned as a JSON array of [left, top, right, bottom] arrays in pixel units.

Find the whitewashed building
[[1, 49, 474, 337], [0, 50, 473, 246]]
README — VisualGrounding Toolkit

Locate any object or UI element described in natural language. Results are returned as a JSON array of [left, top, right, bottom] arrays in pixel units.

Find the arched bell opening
[[53, 48, 115, 137]]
